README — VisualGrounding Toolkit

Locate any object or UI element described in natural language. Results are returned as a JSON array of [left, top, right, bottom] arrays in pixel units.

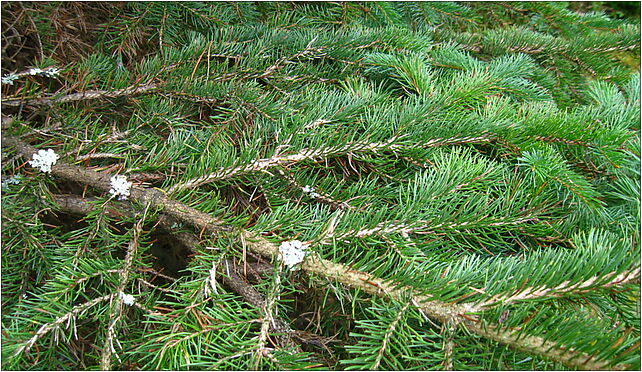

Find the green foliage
[[1, 2, 639, 370]]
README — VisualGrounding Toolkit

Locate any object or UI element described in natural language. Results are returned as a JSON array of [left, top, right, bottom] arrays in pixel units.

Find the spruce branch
[[48, 269, 122, 301], [441, 321, 456, 371], [137, 277, 179, 294], [321, 215, 542, 244], [373, 301, 411, 370], [2, 134, 632, 370], [254, 262, 283, 369], [75, 152, 125, 162], [222, 259, 302, 352], [2, 4, 639, 370], [292, 245, 628, 370], [168, 133, 494, 193], [473, 268, 641, 311], [156, 319, 264, 369], [256, 37, 326, 80], [171, 229, 303, 352], [50, 193, 303, 352], [1, 83, 158, 107], [275, 168, 354, 211], [2, 135, 232, 236], [13, 293, 115, 358], [100, 202, 150, 371], [465, 321, 617, 370], [1, 66, 61, 84]]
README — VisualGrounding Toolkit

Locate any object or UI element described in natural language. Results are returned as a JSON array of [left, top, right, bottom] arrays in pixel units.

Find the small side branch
[[441, 321, 456, 371], [100, 203, 150, 370], [14, 294, 115, 358], [373, 302, 411, 370], [1, 83, 158, 107], [254, 263, 283, 368], [473, 268, 641, 311], [275, 168, 354, 211], [324, 215, 541, 244], [168, 134, 493, 193]]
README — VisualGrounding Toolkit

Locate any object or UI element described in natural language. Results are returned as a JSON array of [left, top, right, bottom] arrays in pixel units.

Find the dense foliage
[[1, 2, 640, 370]]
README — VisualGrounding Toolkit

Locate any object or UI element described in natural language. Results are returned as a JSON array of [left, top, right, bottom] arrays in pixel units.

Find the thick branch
[[242, 232, 622, 370], [2, 135, 231, 236]]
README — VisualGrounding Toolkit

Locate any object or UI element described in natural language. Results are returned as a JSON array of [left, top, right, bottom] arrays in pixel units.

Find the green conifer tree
[[1, 2, 640, 370]]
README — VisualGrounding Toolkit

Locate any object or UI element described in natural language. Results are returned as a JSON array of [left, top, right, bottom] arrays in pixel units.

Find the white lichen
[[278, 239, 308, 269], [109, 175, 132, 200], [28, 149, 59, 173], [302, 185, 321, 198], [119, 292, 135, 306]]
